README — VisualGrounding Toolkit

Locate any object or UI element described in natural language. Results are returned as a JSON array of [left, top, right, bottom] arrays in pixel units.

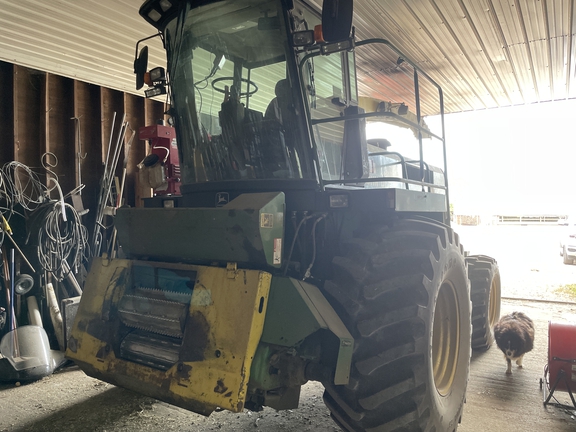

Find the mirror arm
[[134, 33, 163, 66]]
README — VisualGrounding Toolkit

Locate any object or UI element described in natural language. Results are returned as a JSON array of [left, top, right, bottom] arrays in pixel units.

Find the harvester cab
[[67, 1, 502, 431]]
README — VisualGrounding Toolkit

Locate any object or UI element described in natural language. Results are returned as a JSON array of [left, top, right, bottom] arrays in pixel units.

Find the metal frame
[[541, 363, 576, 409]]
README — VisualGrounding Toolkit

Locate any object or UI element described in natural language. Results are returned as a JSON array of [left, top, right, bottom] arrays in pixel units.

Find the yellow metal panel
[[67, 258, 271, 415]]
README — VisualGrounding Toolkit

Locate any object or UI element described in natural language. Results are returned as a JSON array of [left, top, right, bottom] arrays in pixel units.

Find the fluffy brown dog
[[494, 312, 535, 374]]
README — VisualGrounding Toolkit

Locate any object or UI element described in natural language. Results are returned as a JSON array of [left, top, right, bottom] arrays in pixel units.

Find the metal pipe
[[10, 249, 15, 331], [62, 261, 83, 296], [45, 282, 65, 350], [414, 69, 424, 190], [27, 296, 43, 327], [92, 114, 128, 257], [502, 296, 576, 306], [439, 87, 450, 224], [3, 230, 35, 272], [102, 112, 117, 195]]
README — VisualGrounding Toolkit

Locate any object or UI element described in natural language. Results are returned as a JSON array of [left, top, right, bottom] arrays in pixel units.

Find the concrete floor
[[1, 298, 575, 431], [459, 300, 576, 432]]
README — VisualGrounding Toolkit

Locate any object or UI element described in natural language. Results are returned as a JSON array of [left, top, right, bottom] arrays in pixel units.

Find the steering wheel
[[211, 77, 258, 97]]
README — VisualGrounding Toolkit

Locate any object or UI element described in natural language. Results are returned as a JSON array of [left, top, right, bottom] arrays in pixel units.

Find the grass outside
[[555, 283, 576, 299]]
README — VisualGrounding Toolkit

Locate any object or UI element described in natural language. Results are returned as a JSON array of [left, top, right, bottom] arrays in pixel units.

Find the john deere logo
[[216, 192, 229, 207]]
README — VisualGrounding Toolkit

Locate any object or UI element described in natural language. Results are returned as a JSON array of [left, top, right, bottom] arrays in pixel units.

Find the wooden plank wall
[[0, 60, 167, 218]]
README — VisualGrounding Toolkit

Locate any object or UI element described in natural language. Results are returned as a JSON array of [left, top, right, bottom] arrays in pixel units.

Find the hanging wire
[[0, 160, 88, 281], [1, 161, 47, 212], [36, 200, 87, 281], [0, 169, 9, 246], [303, 213, 328, 280], [283, 213, 314, 276]]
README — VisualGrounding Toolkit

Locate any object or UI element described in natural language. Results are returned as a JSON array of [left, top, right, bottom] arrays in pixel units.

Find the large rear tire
[[466, 255, 501, 351], [322, 218, 471, 432]]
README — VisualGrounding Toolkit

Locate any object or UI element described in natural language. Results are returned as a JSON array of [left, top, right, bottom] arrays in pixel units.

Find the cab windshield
[[165, 0, 313, 183]]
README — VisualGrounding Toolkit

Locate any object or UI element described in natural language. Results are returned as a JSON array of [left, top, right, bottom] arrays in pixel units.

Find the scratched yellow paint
[[67, 258, 271, 414]]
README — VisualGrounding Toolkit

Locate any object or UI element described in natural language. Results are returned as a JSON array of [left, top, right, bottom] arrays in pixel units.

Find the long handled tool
[[91, 113, 116, 258], [1, 248, 15, 332], [71, 116, 87, 194], [9, 249, 15, 333], [91, 114, 130, 258], [1, 215, 35, 273], [1, 248, 20, 361], [108, 126, 135, 258]]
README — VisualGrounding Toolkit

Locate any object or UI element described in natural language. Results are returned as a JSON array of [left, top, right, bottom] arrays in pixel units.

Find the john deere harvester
[[67, 1, 501, 430]]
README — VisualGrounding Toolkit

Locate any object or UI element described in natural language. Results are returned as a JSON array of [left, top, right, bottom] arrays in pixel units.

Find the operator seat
[[219, 84, 248, 177], [262, 79, 296, 178], [265, 79, 292, 124]]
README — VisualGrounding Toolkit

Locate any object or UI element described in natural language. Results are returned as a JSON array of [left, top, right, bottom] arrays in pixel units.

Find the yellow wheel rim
[[432, 281, 460, 396], [488, 274, 501, 328]]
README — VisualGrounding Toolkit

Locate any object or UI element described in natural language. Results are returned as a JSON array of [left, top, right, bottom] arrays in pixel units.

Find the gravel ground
[[456, 224, 576, 304]]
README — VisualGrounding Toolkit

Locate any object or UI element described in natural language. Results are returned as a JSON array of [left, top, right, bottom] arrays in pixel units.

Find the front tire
[[322, 218, 471, 432], [466, 255, 501, 351]]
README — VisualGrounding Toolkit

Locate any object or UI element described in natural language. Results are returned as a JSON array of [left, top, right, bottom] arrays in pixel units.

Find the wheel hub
[[432, 281, 460, 396], [488, 275, 501, 327]]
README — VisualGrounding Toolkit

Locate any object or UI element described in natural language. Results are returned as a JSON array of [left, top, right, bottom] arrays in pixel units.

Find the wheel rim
[[432, 281, 460, 396], [488, 275, 500, 327]]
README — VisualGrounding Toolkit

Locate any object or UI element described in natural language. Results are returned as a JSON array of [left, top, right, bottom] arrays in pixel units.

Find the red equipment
[[542, 321, 576, 408], [139, 124, 181, 195]]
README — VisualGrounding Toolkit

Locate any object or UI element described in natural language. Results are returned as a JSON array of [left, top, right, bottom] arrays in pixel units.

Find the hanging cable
[[2, 161, 47, 212], [42, 152, 67, 222], [36, 201, 87, 281], [303, 214, 327, 280], [282, 212, 326, 277]]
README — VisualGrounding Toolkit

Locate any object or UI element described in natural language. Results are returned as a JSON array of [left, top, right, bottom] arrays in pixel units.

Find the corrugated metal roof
[[0, 0, 165, 94], [0, 0, 574, 115], [350, 0, 576, 114]]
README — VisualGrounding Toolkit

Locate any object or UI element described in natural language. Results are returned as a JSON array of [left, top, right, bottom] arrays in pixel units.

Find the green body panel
[[115, 192, 285, 268], [255, 276, 354, 386], [250, 344, 283, 390]]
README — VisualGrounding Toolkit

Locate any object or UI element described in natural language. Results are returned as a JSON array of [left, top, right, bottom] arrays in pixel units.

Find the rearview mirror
[[134, 46, 149, 90], [322, 0, 353, 42]]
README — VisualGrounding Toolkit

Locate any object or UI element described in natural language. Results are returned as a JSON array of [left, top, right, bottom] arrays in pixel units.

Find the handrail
[[368, 151, 408, 188], [297, 37, 448, 208], [323, 175, 447, 191], [310, 111, 443, 142]]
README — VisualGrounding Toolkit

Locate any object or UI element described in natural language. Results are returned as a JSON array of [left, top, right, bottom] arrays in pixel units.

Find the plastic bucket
[[548, 321, 576, 392], [0, 325, 52, 372]]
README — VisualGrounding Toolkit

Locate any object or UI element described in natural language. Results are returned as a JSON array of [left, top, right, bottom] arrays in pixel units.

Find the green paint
[[115, 192, 285, 268]]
